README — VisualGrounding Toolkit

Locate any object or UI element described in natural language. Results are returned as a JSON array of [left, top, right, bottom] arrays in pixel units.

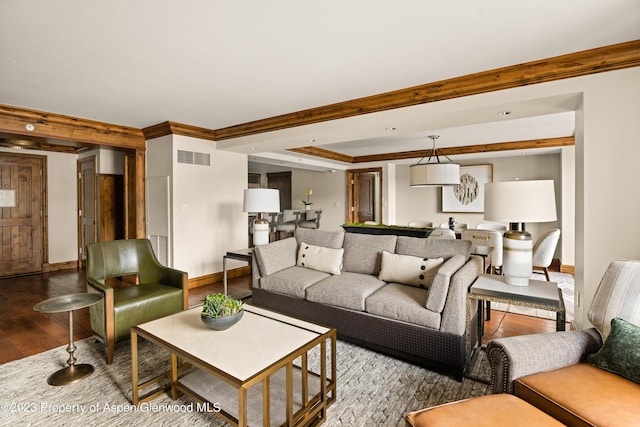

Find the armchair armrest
[[487, 328, 603, 394]]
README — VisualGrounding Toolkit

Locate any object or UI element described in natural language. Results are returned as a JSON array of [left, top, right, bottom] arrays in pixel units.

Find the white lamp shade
[[410, 163, 460, 186], [484, 180, 557, 223], [243, 188, 280, 213]]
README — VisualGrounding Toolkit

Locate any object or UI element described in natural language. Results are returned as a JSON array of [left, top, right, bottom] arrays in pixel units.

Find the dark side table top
[[33, 293, 103, 314]]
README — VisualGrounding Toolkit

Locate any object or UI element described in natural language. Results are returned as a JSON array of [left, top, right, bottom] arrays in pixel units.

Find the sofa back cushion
[[395, 236, 471, 261], [342, 233, 397, 275], [295, 228, 345, 249], [254, 237, 298, 276]]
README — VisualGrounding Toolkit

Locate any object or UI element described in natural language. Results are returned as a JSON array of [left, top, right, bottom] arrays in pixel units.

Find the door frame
[[346, 167, 383, 224], [77, 155, 98, 268]]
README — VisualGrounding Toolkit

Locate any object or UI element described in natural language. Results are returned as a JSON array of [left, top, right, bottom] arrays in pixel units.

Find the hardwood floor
[[0, 269, 560, 364]]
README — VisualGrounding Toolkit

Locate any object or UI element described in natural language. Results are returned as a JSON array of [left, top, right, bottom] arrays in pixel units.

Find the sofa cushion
[[377, 250, 443, 288], [365, 283, 440, 329], [515, 363, 640, 427], [342, 233, 397, 275], [295, 228, 345, 249], [395, 236, 471, 261], [254, 237, 297, 276], [259, 266, 330, 299], [305, 272, 387, 311], [587, 317, 640, 384], [297, 242, 344, 275]]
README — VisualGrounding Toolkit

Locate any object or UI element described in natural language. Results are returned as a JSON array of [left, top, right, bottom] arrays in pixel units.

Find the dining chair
[[298, 209, 322, 229], [532, 228, 561, 281], [428, 228, 456, 239], [275, 209, 298, 239], [408, 220, 433, 228], [476, 222, 508, 232]]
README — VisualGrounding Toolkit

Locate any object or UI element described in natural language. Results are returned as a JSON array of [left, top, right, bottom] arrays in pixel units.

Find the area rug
[[0, 335, 490, 426]]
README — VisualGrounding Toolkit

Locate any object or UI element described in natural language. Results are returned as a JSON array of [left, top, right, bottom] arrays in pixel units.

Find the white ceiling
[[1, 1, 639, 170]]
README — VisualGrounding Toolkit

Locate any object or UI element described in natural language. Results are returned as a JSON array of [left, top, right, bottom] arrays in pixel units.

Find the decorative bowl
[[201, 309, 244, 331]]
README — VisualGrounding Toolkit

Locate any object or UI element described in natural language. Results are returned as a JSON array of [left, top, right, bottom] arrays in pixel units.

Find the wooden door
[[357, 173, 375, 222], [0, 153, 44, 277], [267, 171, 292, 210], [347, 168, 382, 224], [78, 157, 97, 265]]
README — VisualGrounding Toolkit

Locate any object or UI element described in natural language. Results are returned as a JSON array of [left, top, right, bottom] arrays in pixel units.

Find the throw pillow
[[296, 242, 344, 275], [587, 317, 640, 384], [377, 250, 443, 288]]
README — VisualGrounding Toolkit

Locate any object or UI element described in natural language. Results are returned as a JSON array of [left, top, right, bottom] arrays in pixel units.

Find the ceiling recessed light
[[25, 124, 35, 131], [307, 139, 317, 143], [250, 147, 257, 151], [497, 110, 512, 116], [385, 127, 397, 131]]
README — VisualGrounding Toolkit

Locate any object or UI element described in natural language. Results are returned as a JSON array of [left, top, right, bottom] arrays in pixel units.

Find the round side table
[[33, 293, 103, 386]]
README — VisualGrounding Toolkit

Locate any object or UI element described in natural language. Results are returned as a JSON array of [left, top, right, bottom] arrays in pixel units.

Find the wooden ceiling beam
[[0, 104, 145, 150], [287, 136, 574, 164], [142, 121, 217, 141], [215, 40, 640, 140]]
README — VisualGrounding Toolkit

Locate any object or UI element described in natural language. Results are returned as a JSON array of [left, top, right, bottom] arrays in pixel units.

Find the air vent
[[177, 150, 211, 166]]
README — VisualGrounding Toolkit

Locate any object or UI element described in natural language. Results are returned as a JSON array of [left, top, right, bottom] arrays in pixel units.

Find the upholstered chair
[[298, 209, 322, 229], [532, 228, 561, 280], [428, 228, 456, 239], [275, 209, 298, 240], [460, 229, 503, 274], [86, 239, 188, 364], [488, 259, 640, 394], [476, 222, 508, 232], [408, 220, 433, 228]]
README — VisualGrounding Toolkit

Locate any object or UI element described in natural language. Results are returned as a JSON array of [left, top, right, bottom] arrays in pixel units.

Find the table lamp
[[243, 188, 280, 246], [484, 180, 557, 286]]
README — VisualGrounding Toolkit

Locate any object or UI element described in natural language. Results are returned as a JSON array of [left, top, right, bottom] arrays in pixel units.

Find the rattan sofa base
[[253, 287, 477, 381]]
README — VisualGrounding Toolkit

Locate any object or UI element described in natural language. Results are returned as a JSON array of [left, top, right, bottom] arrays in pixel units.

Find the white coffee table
[[131, 304, 336, 426]]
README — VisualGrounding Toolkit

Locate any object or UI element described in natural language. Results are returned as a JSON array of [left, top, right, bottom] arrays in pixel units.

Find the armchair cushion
[[587, 317, 640, 384]]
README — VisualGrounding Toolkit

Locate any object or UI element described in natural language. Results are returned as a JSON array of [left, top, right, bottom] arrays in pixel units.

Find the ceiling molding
[[0, 104, 146, 150], [142, 121, 217, 141], [215, 40, 640, 141], [287, 137, 574, 164], [287, 146, 354, 163]]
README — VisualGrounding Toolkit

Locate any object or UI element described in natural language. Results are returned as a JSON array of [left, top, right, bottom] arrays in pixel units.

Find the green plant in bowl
[[201, 293, 244, 330]]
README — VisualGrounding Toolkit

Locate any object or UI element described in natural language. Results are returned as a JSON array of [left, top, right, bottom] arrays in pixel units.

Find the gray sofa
[[251, 228, 482, 380]]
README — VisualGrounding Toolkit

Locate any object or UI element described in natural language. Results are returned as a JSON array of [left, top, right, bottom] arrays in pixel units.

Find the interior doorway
[[78, 156, 97, 267], [347, 168, 382, 224], [0, 152, 46, 277]]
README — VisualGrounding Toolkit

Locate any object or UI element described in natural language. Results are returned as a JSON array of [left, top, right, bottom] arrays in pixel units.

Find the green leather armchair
[[86, 238, 188, 364]]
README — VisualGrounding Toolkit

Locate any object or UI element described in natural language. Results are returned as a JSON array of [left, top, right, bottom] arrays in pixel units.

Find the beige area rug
[[490, 271, 575, 322], [1, 335, 490, 426]]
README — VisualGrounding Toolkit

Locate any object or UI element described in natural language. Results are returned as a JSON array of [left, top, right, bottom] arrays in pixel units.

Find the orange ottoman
[[406, 394, 564, 427]]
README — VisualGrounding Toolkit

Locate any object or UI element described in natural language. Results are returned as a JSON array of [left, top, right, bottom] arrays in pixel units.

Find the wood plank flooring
[[0, 269, 561, 364]]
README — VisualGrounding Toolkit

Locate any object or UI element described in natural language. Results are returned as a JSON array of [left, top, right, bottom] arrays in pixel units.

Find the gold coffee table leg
[[47, 310, 94, 386]]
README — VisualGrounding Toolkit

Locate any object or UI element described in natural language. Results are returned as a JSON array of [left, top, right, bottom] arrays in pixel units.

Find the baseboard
[[560, 264, 575, 274], [188, 266, 250, 289], [42, 261, 79, 272]]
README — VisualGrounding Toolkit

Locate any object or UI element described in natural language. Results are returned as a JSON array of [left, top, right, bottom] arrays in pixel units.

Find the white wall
[[169, 135, 248, 277], [291, 169, 347, 231], [0, 147, 78, 264]]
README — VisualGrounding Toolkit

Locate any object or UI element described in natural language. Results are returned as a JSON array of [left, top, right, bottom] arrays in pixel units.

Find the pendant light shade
[[409, 135, 461, 187]]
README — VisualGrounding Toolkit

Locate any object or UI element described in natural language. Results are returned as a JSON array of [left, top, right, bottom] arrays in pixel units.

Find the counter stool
[[406, 394, 563, 427]]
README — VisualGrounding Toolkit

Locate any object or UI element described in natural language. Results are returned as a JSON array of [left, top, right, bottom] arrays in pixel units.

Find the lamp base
[[503, 229, 532, 287], [253, 217, 270, 246]]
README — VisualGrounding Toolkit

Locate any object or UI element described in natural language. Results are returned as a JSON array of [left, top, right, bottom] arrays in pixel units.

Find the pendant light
[[409, 135, 461, 187]]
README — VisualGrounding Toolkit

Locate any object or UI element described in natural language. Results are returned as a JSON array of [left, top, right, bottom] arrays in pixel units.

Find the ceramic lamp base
[[503, 229, 532, 286], [253, 217, 270, 246]]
